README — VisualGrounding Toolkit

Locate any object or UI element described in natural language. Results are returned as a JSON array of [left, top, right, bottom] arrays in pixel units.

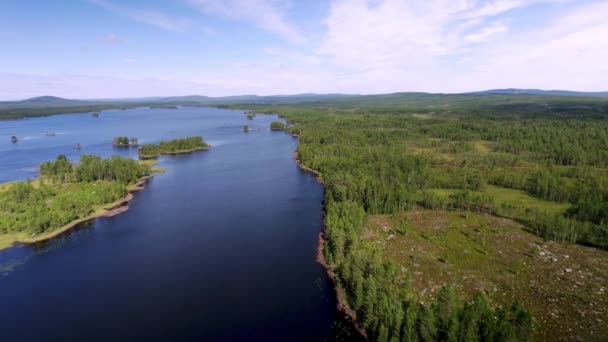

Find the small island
[[47, 131, 56, 136], [11, 135, 18, 143], [113, 136, 139, 147], [0, 154, 161, 251], [92, 112, 100, 118], [243, 125, 249, 133], [246, 112, 255, 120], [270, 121, 287, 131], [138, 136, 210, 159]]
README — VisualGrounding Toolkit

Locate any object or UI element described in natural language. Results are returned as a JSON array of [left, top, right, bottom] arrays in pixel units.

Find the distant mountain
[[470, 89, 608, 97], [22, 95, 72, 103]]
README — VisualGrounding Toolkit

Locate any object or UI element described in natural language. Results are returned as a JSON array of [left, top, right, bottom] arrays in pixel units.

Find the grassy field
[[427, 185, 570, 216], [366, 209, 608, 341]]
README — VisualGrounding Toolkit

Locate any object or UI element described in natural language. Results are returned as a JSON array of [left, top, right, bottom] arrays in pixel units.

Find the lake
[[0, 107, 362, 341]]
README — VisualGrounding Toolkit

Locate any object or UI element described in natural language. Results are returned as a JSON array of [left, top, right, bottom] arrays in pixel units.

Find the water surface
[[0, 107, 361, 341]]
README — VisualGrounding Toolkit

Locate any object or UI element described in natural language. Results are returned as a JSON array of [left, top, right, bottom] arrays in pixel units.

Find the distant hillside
[[158, 93, 356, 105], [2, 90, 608, 120], [470, 88, 608, 97]]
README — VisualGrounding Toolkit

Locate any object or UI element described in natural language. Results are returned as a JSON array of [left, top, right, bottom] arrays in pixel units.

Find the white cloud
[[91, 0, 193, 32], [4, 0, 607, 99], [188, 0, 304, 43], [459, 1, 608, 91], [317, 0, 532, 72], [314, 0, 608, 92]]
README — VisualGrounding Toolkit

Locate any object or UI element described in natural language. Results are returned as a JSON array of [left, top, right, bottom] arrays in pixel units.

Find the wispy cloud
[[465, 20, 510, 43], [98, 33, 125, 44], [91, 0, 193, 32], [187, 0, 304, 43]]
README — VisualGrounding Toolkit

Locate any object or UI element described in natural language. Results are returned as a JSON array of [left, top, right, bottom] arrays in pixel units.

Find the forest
[[0, 155, 149, 237], [138, 136, 209, 158], [232, 94, 608, 341]]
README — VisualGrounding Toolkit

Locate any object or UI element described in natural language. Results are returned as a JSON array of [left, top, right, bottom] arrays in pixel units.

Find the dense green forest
[[138, 136, 209, 158], [232, 94, 608, 341], [0, 155, 149, 237]]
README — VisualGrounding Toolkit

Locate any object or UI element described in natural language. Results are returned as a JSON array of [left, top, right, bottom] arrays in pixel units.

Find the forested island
[[138, 136, 209, 158], [0, 155, 158, 250], [233, 94, 608, 341], [113, 136, 139, 147], [270, 121, 287, 131]]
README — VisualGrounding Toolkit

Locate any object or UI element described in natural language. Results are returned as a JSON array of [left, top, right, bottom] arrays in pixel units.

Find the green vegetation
[[10, 135, 17, 143], [243, 125, 249, 133], [246, 112, 255, 120], [270, 121, 287, 131], [231, 94, 608, 341], [137, 136, 209, 158], [92, 112, 99, 118], [112, 136, 138, 147], [0, 155, 151, 250]]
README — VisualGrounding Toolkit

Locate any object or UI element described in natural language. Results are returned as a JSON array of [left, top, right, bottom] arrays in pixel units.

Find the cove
[[0, 107, 362, 341]]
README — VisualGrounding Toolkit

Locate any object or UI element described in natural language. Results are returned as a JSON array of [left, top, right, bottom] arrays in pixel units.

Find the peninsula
[[0, 155, 160, 251]]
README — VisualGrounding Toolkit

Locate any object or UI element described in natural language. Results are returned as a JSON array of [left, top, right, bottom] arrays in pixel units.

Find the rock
[[565, 268, 573, 273]]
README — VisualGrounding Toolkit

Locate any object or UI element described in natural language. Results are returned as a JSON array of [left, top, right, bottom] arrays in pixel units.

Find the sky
[[0, 0, 607, 100]]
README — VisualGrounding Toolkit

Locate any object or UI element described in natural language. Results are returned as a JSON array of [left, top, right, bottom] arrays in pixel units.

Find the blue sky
[[1, 0, 607, 99]]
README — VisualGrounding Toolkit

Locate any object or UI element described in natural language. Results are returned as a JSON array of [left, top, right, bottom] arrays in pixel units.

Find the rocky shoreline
[[291, 136, 367, 339]]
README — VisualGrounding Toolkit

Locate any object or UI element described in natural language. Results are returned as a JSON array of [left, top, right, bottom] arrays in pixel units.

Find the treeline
[[0, 155, 149, 236], [418, 190, 608, 249], [138, 136, 208, 157]]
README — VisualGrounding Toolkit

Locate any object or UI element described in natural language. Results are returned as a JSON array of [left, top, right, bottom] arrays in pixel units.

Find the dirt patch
[[366, 209, 608, 341]]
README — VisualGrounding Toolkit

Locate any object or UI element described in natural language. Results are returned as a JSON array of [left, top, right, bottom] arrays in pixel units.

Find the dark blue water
[[0, 108, 361, 341]]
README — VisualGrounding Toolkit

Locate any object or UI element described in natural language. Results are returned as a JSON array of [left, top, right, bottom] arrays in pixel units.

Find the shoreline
[[290, 134, 367, 339], [139, 145, 211, 159], [1, 175, 154, 251], [292, 151, 323, 184], [316, 232, 368, 338]]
